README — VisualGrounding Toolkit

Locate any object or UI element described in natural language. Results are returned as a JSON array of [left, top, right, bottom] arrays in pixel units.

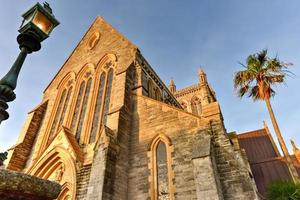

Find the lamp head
[[19, 2, 60, 42]]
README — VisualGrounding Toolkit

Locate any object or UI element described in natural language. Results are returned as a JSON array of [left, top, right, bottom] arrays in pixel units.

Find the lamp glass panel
[[21, 12, 35, 28], [32, 10, 53, 34]]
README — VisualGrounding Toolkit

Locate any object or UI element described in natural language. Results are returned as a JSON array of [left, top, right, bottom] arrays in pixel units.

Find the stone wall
[[76, 164, 92, 200], [127, 94, 225, 200], [6, 101, 48, 171], [210, 120, 258, 200]]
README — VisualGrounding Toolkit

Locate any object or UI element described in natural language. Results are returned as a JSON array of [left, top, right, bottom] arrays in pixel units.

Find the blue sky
[[0, 0, 299, 154]]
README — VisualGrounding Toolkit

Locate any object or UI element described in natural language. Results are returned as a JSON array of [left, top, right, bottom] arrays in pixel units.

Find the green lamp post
[[0, 2, 59, 165], [0, 2, 59, 123]]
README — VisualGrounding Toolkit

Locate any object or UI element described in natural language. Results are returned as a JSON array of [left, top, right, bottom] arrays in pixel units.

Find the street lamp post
[[0, 2, 59, 124], [0, 2, 59, 166]]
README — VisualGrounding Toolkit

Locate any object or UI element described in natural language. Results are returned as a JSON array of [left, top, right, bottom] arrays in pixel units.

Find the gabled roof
[[42, 126, 84, 163]]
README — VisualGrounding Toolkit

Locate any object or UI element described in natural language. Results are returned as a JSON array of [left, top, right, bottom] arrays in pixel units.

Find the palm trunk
[[265, 98, 299, 182]]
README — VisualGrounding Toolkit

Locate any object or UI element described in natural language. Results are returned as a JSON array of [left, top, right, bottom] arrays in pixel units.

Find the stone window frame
[[38, 72, 75, 156], [67, 64, 95, 145], [148, 134, 175, 200], [84, 53, 117, 144], [191, 95, 202, 115]]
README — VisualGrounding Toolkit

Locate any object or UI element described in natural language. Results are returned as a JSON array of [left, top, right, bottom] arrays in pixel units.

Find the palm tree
[[234, 49, 298, 182]]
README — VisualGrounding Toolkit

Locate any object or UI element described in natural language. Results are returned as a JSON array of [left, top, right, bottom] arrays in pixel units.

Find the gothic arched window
[[48, 85, 73, 146], [89, 72, 106, 143], [70, 76, 93, 143], [156, 141, 169, 199], [148, 135, 174, 200], [191, 97, 201, 115]]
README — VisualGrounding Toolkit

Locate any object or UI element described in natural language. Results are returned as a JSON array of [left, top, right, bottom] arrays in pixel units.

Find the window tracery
[[81, 54, 116, 144]]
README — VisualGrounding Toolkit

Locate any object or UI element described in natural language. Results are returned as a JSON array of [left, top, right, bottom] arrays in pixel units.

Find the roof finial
[[169, 78, 176, 94], [291, 139, 299, 152], [198, 66, 207, 84]]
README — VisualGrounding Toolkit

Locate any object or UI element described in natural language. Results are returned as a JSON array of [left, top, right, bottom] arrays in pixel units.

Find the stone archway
[[27, 146, 77, 200]]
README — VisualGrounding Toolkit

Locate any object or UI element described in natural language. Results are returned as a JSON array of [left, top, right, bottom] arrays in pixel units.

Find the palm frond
[[237, 85, 249, 98], [234, 49, 293, 102], [248, 85, 261, 101]]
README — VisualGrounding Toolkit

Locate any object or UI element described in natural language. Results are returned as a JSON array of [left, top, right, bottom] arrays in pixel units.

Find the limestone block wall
[[128, 95, 224, 200], [210, 120, 258, 200], [76, 164, 92, 200], [6, 101, 48, 171]]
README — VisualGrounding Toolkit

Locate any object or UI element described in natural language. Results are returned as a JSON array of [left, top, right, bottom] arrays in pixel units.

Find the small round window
[[88, 32, 100, 49]]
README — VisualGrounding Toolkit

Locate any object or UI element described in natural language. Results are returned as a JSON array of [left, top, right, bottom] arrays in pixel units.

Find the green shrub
[[267, 181, 300, 200]]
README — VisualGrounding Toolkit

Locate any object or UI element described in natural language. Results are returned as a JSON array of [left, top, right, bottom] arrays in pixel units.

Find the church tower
[[174, 67, 219, 120], [6, 17, 258, 200], [198, 68, 207, 84]]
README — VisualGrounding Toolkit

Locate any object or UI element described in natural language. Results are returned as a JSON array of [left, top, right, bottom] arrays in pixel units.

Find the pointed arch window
[[149, 135, 174, 200], [89, 69, 111, 143], [156, 141, 169, 199], [48, 86, 73, 145], [70, 76, 93, 143], [191, 97, 201, 115]]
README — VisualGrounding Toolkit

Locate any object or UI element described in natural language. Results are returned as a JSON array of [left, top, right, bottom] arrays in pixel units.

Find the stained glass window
[[89, 72, 106, 143], [101, 69, 114, 125], [71, 81, 86, 131], [156, 141, 170, 200], [75, 78, 92, 142]]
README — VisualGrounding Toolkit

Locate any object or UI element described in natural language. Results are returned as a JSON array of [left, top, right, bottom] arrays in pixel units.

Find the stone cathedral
[[6, 17, 260, 200]]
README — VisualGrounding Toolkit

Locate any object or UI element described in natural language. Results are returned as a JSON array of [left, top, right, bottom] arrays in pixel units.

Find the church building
[[6, 17, 260, 200]]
